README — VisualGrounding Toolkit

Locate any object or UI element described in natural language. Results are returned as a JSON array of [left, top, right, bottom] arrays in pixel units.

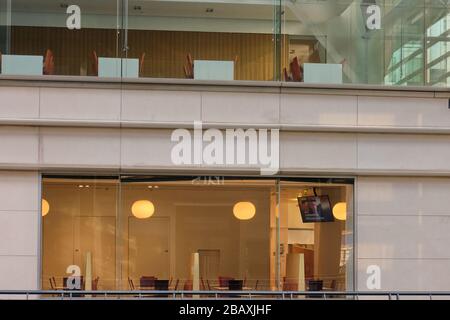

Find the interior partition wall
[[0, 0, 448, 85], [41, 175, 354, 292]]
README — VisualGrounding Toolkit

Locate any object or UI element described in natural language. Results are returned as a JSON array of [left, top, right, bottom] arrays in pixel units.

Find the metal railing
[[0, 290, 449, 300]]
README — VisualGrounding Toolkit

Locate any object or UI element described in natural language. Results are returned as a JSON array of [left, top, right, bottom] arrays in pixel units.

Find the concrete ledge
[[0, 75, 448, 97], [3, 118, 450, 135]]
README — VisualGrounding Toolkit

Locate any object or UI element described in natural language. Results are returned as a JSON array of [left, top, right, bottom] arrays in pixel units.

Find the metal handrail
[[1, 290, 450, 300]]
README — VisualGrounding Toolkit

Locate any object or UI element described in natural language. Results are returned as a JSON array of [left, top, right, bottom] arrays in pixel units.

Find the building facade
[[0, 0, 449, 295]]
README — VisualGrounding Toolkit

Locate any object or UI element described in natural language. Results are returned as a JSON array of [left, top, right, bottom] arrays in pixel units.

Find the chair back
[[228, 280, 243, 291], [92, 51, 99, 76], [183, 280, 193, 291], [128, 278, 135, 290], [92, 277, 100, 291], [155, 280, 169, 291], [173, 279, 180, 291], [49, 277, 56, 290], [140, 276, 157, 288], [307, 279, 323, 298], [218, 276, 234, 287], [43, 49, 55, 75]]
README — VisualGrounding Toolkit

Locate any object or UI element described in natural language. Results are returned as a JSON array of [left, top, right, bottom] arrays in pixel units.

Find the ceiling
[[7, 0, 357, 22], [7, 0, 448, 24]]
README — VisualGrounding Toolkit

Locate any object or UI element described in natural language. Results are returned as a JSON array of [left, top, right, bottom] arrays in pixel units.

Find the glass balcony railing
[[0, 0, 448, 87]]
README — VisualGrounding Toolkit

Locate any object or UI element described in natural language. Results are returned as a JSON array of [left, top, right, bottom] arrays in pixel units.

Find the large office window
[[41, 176, 353, 294]]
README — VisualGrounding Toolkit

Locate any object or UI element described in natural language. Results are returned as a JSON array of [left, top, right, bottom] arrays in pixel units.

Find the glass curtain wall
[[1, 0, 447, 85], [41, 175, 354, 293]]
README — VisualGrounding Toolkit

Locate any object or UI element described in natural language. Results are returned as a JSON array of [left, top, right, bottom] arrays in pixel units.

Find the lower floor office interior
[[41, 176, 354, 292]]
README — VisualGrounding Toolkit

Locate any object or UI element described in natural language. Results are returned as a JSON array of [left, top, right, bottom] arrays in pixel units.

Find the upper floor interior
[[0, 0, 448, 87]]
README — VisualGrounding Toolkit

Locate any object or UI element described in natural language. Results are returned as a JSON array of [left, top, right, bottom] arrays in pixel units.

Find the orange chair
[[184, 53, 194, 79], [43, 49, 55, 75], [139, 52, 146, 77], [91, 50, 99, 76]]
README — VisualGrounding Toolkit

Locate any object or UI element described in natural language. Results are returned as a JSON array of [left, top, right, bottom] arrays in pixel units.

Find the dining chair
[[184, 53, 194, 79], [92, 277, 100, 291], [183, 280, 193, 291], [49, 277, 56, 290], [139, 52, 146, 77], [128, 278, 136, 290], [140, 276, 157, 289], [91, 50, 99, 76], [173, 279, 180, 291], [307, 279, 323, 298], [227, 280, 243, 298], [218, 276, 234, 288], [254, 279, 259, 291], [200, 277, 206, 291], [228, 280, 243, 291], [155, 280, 169, 291], [43, 49, 55, 75]]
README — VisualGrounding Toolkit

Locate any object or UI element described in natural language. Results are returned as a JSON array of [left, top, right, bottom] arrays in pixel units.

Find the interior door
[[199, 249, 220, 284], [128, 217, 170, 280]]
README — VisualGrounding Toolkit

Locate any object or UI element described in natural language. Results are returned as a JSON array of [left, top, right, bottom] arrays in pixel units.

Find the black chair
[[227, 279, 243, 298], [155, 280, 169, 291], [307, 280, 323, 298], [154, 280, 170, 298], [228, 280, 243, 291]]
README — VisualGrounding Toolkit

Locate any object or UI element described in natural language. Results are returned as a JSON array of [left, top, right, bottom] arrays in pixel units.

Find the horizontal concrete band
[[2, 165, 450, 178], [0, 75, 449, 97], [3, 119, 450, 135]]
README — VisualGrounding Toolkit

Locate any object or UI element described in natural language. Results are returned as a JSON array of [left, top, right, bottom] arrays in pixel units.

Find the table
[[1, 54, 43, 76], [98, 57, 139, 78], [303, 63, 342, 84], [194, 60, 234, 81], [212, 286, 253, 291]]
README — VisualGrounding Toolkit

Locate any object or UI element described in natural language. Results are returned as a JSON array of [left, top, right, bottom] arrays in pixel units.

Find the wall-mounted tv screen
[[298, 195, 334, 223]]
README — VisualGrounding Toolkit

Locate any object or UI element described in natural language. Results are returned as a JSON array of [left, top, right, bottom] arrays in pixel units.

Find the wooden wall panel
[[11, 27, 276, 81]]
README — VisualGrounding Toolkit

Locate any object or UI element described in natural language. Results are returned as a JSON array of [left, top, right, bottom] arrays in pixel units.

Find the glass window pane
[[119, 177, 277, 291], [1, 0, 120, 77], [279, 180, 354, 292], [126, 0, 276, 81], [42, 176, 119, 291]]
